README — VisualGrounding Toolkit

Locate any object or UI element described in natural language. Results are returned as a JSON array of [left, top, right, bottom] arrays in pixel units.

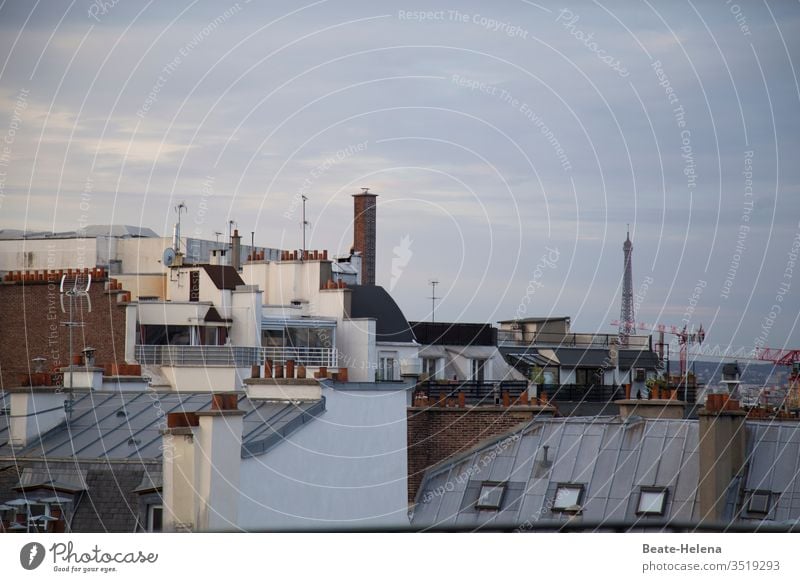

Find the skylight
[[748, 490, 772, 515], [637, 488, 668, 516], [553, 484, 584, 512], [476, 482, 506, 510]]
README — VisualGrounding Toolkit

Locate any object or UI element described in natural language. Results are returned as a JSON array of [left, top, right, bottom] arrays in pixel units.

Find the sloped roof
[[348, 285, 414, 343], [553, 348, 610, 367], [412, 416, 701, 528], [726, 422, 800, 523], [409, 322, 496, 346], [201, 264, 245, 290], [0, 391, 324, 460], [412, 415, 800, 529], [617, 350, 662, 370]]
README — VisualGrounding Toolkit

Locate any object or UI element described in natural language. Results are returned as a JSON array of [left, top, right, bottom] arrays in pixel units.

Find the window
[[636, 487, 668, 516], [378, 352, 397, 382], [422, 358, 439, 380], [147, 505, 163, 532], [552, 484, 584, 512], [476, 482, 506, 510], [139, 324, 193, 346], [471, 359, 486, 383], [747, 490, 772, 515]]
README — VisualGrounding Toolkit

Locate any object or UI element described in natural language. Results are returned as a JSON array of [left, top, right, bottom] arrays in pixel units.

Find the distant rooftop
[[0, 225, 159, 239], [497, 316, 571, 324]]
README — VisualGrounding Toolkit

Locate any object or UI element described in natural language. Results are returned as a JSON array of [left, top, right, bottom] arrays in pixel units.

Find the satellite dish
[[162, 247, 176, 267]]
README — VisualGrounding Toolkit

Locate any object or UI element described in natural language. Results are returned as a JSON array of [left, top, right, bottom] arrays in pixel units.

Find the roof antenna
[[428, 279, 440, 323], [60, 272, 92, 421], [301, 195, 309, 261], [174, 202, 187, 253]]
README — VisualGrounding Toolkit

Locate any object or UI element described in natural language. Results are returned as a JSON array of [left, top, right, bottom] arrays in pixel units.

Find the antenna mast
[[174, 202, 187, 254], [60, 273, 91, 418], [301, 195, 309, 260], [429, 279, 440, 323]]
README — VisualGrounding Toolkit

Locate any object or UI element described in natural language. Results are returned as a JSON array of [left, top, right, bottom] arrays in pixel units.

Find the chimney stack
[[7, 387, 67, 447], [352, 188, 377, 285], [161, 395, 244, 532], [231, 229, 242, 271], [697, 395, 746, 524]]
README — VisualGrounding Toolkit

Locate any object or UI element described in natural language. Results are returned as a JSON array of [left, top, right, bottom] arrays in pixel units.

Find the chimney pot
[[167, 411, 200, 428], [211, 393, 239, 411]]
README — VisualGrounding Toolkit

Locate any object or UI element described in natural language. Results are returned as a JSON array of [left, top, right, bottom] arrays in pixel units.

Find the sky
[[0, 0, 799, 354]]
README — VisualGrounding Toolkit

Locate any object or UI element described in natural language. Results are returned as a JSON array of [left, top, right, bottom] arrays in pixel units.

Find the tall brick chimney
[[353, 188, 377, 285]]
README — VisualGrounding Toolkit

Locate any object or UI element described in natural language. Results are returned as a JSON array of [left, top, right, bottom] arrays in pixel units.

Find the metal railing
[[497, 330, 651, 349], [415, 381, 528, 405], [259, 346, 337, 368], [539, 383, 624, 402], [539, 383, 697, 403], [135, 345, 261, 366]]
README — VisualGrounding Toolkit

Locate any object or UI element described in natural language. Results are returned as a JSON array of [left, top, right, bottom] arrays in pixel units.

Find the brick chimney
[[161, 394, 244, 532], [353, 188, 377, 285], [697, 394, 746, 524]]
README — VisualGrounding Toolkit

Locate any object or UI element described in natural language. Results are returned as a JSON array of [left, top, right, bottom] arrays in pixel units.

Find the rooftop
[[411, 414, 800, 529], [0, 391, 324, 460], [0, 225, 159, 239]]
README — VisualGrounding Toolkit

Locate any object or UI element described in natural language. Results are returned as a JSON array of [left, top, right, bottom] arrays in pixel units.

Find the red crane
[[755, 348, 800, 367], [610, 320, 705, 377]]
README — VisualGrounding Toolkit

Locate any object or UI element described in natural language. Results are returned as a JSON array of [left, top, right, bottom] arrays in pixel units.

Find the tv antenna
[[428, 279, 440, 323], [174, 202, 187, 253], [301, 195, 309, 260], [60, 273, 92, 415]]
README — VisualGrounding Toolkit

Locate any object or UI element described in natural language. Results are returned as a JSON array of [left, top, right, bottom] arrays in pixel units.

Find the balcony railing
[[259, 346, 337, 368], [415, 381, 528, 405], [497, 331, 651, 349], [539, 383, 697, 403], [135, 345, 261, 367], [415, 382, 696, 404]]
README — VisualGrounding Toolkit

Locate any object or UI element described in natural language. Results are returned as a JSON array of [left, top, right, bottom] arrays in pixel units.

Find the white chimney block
[[195, 409, 244, 531], [8, 389, 67, 447], [162, 426, 197, 532]]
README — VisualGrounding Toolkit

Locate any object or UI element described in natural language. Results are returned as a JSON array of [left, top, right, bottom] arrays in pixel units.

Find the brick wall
[[407, 406, 541, 503], [0, 279, 128, 388]]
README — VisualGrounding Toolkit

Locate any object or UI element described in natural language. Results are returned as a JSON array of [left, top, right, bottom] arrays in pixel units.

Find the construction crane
[[755, 348, 800, 409], [609, 320, 705, 378]]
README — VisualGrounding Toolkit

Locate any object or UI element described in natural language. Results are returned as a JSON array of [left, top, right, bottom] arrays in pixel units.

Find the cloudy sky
[[1, 0, 799, 354]]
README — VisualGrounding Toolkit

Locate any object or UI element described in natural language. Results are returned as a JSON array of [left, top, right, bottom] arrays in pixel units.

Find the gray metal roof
[[553, 348, 610, 368], [725, 421, 800, 524], [348, 285, 415, 343], [0, 391, 324, 460], [618, 350, 662, 370], [412, 414, 800, 529], [412, 416, 701, 528]]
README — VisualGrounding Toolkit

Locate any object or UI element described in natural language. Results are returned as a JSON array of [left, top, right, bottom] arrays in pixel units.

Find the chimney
[[161, 395, 244, 531], [231, 229, 242, 271], [697, 394, 746, 524], [162, 412, 199, 532], [616, 397, 686, 420], [352, 188, 377, 285], [210, 248, 228, 266]]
